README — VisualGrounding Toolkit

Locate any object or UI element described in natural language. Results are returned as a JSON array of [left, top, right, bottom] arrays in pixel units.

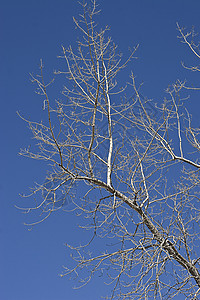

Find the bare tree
[[18, 1, 200, 299]]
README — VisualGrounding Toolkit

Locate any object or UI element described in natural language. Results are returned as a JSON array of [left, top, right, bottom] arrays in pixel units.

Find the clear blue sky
[[1, 1, 200, 299]]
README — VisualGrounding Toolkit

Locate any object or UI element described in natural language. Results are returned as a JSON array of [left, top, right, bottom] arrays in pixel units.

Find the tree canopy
[[19, 1, 200, 299]]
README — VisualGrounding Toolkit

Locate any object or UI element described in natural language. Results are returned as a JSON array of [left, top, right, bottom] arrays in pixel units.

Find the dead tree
[[18, 1, 200, 299]]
